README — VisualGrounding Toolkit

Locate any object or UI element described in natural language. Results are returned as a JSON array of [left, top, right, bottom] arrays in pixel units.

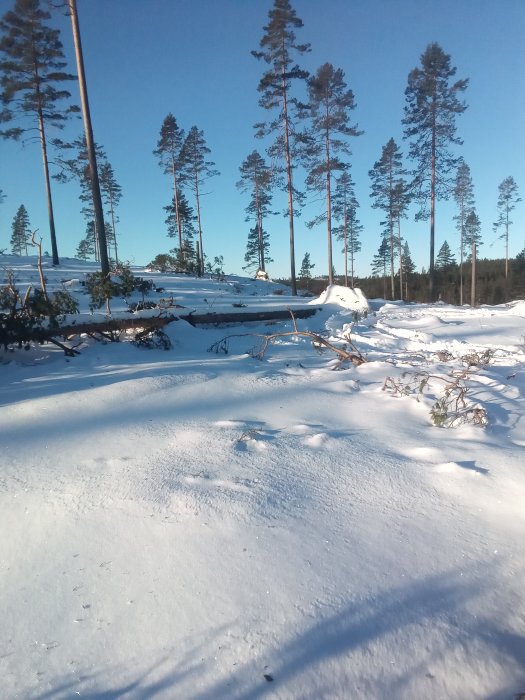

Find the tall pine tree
[[154, 114, 185, 255], [332, 171, 362, 287], [236, 150, 274, 273], [493, 176, 521, 283], [465, 209, 482, 306], [252, 0, 310, 295], [369, 138, 408, 299], [453, 158, 475, 305], [403, 43, 468, 301], [180, 126, 219, 276], [0, 0, 79, 265], [99, 161, 122, 266], [305, 63, 361, 285]]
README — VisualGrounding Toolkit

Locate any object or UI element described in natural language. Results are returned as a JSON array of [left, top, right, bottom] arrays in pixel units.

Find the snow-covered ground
[[1, 258, 525, 699]]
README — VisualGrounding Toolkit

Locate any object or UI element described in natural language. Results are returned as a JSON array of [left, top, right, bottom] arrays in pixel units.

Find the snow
[[1, 258, 525, 699]]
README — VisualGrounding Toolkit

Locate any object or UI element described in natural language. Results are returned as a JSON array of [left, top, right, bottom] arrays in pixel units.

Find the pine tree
[[237, 150, 274, 273], [369, 138, 408, 299], [252, 0, 310, 295], [436, 240, 456, 269], [99, 161, 122, 266], [371, 235, 390, 299], [10, 203, 30, 255], [0, 0, 79, 266], [403, 43, 468, 301], [493, 176, 521, 283], [67, 0, 110, 275], [154, 114, 185, 254], [465, 209, 482, 305], [180, 126, 219, 276], [305, 63, 361, 285], [332, 171, 362, 287], [453, 159, 475, 305]]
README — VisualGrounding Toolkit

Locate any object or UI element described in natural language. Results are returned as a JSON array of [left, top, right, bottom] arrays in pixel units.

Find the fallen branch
[[208, 311, 366, 366]]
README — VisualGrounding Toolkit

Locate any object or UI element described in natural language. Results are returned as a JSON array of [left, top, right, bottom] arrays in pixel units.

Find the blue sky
[[1, 0, 524, 278]]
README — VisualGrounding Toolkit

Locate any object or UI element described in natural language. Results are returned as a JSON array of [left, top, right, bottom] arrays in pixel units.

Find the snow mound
[[309, 284, 369, 312]]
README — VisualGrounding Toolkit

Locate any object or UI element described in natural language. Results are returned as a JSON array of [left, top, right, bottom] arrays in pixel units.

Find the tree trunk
[[68, 0, 110, 276], [281, 60, 297, 296], [459, 198, 464, 305], [429, 97, 437, 302], [171, 157, 183, 256], [194, 172, 204, 277], [397, 217, 403, 301], [325, 117, 333, 286], [471, 241, 476, 306]]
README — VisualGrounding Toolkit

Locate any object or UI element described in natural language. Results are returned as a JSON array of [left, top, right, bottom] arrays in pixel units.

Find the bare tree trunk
[[459, 199, 464, 306], [108, 189, 119, 267], [68, 0, 109, 276], [171, 157, 183, 256], [470, 241, 476, 306], [325, 117, 333, 286], [397, 217, 403, 301], [343, 207, 348, 287], [281, 61, 297, 296], [194, 173, 204, 277], [429, 100, 437, 302], [255, 178, 265, 272], [33, 54, 60, 267]]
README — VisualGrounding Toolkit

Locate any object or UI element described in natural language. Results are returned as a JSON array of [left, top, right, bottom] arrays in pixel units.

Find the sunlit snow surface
[[1, 258, 525, 699]]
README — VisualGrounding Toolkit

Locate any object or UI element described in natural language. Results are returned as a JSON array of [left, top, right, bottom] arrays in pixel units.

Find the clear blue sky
[[1, 0, 524, 278]]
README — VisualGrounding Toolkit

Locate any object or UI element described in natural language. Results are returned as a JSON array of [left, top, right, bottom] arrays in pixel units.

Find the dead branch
[[208, 324, 366, 366]]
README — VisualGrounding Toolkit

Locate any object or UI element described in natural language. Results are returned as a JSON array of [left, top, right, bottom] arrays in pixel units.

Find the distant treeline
[[283, 256, 525, 305]]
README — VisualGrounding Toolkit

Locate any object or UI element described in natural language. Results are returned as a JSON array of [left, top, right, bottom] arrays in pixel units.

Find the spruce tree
[[371, 235, 390, 299], [252, 0, 310, 295], [237, 150, 274, 273], [403, 43, 468, 301], [305, 63, 361, 285], [299, 251, 315, 288], [0, 0, 79, 266], [180, 126, 219, 276], [243, 225, 272, 274], [401, 241, 416, 299], [332, 171, 362, 287], [10, 203, 30, 255], [154, 114, 185, 254], [453, 159, 475, 305], [436, 240, 456, 269], [76, 222, 95, 260], [164, 189, 197, 272], [493, 176, 521, 283]]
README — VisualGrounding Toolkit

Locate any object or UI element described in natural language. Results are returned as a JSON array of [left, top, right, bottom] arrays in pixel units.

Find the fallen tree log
[[1, 306, 321, 350], [0, 314, 179, 348], [181, 307, 320, 326]]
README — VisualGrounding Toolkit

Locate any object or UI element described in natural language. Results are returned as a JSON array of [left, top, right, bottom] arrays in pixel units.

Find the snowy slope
[[1, 259, 524, 699]]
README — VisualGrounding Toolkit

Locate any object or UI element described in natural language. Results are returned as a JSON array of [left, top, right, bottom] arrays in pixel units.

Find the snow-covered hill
[[1, 258, 524, 699]]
